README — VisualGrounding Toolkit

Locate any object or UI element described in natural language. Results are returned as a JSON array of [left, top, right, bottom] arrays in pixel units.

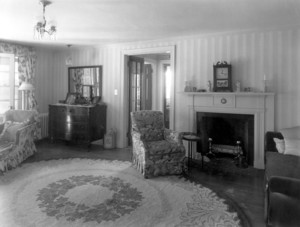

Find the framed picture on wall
[[213, 61, 232, 92]]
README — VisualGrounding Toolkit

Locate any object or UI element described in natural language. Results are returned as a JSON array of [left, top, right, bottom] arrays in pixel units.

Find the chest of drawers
[[49, 103, 106, 145]]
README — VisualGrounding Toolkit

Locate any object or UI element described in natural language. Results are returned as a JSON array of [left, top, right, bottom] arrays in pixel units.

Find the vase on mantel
[[207, 80, 212, 92], [184, 80, 193, 92]]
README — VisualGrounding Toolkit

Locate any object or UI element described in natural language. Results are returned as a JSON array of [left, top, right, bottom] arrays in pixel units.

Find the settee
[[0, 110, 38, 173], [265, 126, 300, 227]]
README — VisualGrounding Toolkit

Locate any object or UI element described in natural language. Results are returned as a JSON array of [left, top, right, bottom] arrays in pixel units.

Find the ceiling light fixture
[[34, 0, 57, 40]]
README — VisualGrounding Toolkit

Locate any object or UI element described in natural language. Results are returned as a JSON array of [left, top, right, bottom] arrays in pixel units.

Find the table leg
[[189, 141, 193, 171]]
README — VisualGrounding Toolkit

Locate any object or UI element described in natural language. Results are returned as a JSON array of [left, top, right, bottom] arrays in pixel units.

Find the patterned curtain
[[0, 41, 41, 139], [18, 54, 38, 110], [0, 41, 38, 110]]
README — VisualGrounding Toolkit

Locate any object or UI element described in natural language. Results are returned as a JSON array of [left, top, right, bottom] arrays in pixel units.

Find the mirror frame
[[68, 65, 103, 100]]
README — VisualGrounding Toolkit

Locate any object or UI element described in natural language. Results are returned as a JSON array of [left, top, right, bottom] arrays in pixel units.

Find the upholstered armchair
[[131, 110, 186, 178], [0, 110, 38, 173]]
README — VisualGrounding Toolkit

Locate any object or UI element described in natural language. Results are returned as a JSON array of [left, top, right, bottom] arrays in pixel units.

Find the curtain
[[18, 54, 38, 110], [0, 42, 38, 110], [0, 41, 41, 139]]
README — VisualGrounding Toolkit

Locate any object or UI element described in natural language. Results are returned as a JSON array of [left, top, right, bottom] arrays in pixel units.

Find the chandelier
[[34, 0, 56, 39]]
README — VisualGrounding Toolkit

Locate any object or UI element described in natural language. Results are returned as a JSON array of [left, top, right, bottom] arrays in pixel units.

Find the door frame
[[120, 46, 176, 147], [160, 61, 171, 128]]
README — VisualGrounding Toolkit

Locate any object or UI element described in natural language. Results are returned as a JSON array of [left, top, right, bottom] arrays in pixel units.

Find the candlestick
[[263, 79, 267, 92]]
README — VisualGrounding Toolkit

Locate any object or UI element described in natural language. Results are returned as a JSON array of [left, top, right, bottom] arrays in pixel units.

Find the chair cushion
[[1, 122, 27, 142], [265, 152, 300, 180], [146, 140, 184, 155], [280, 126, 300, 140], [273, 138, 285, 154], [4, 110, 36, 123], [131, 111, 164, 141], [0, 123, 5, 133], [284, 139, 300, 156], [0, 121, 12, 142]]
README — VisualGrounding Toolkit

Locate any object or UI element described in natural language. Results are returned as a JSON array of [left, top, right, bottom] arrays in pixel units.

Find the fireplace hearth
[[197, 112, 254, 165], [185, 92, 275, 169]]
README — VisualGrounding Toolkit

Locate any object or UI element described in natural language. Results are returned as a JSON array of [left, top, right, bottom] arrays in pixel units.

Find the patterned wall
[[174, 29, 300, 131], [37, 28, 300, 147]]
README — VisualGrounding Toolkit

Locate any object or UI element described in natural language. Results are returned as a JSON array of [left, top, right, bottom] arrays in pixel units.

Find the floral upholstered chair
[[0, 110, 38, 173], [131, 110, 186, 178]]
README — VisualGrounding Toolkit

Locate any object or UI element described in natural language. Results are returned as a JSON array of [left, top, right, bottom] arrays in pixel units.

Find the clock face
[[216, 68, 228, 79]]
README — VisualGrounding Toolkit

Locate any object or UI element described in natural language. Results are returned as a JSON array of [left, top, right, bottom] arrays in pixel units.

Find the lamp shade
[[19, 82, 35, 91]]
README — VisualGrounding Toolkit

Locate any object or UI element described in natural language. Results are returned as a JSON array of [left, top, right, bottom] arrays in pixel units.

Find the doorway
[[163, 64, 171, 129], [121, 46, 175, 147]]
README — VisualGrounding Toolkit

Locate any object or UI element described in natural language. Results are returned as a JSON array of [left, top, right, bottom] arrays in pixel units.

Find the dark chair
[[265, 130, 300, 226], [268, 176, 300, 227]]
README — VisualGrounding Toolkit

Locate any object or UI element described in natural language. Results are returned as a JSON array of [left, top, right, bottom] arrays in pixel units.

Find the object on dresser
[[48, 103, 107, 147], [92, 96, 102, 104], [264, 126, 300, 226], [65, 92, 77, 105], [63, 92, 98, 105]]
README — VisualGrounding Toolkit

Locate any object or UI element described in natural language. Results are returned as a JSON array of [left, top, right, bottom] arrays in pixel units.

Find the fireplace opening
[[196, 112, 254, 166]]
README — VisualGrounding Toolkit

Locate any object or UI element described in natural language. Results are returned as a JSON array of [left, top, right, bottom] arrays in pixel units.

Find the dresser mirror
[[68, 66, 102, 104]]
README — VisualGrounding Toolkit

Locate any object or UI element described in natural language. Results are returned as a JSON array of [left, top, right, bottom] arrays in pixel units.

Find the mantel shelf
[[184, 90, 275, 169], [179, 91, 275, 96]]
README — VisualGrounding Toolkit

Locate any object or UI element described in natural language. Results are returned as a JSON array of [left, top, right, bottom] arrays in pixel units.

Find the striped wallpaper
[[35, 28, 300, 147]]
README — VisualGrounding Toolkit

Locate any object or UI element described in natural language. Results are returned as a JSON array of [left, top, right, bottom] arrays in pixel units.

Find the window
[[0, 53, 20, 114]]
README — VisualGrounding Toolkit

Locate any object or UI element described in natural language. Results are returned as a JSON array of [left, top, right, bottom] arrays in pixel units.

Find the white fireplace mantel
[[183, 92, 275, 169]]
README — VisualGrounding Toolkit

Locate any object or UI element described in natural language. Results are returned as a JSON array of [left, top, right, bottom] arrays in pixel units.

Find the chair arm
[[0, 122, 4, 133], [131, 130, 142, 141], [15, 123, 36, 146], [265, 131, 284, 153], [269, 176, 300, 199], [131, 130, 148, 146], [164, 128, 183, 145]]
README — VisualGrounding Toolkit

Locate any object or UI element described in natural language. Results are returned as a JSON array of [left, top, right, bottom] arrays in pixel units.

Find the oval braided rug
[[0, 159, 241, 227]]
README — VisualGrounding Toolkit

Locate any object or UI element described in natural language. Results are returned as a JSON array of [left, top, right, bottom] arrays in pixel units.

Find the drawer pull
[[221, 98, 227, 104]]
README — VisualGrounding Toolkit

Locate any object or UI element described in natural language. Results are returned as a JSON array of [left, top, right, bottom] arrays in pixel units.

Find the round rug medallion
[[0, 159, 241, 227], [37, 175, 143, 223]]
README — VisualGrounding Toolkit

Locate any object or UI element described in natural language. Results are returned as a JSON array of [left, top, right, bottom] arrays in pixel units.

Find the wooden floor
[[25, 139, 265, 227]]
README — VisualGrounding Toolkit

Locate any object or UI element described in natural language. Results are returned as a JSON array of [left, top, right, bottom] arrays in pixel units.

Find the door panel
[[163, 64, 171, 129], [143, 64, 152, 110], [129, 56, 144, 112], [128, 56, 144, 144]]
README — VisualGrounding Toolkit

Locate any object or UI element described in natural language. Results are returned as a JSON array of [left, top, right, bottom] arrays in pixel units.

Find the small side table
[[182, 133, 203, 171]]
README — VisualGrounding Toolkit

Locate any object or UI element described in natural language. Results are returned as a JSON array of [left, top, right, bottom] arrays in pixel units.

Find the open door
[[163, 64, 171, 129], [121, 46, 175, 148], [143, 64, 152, 110], [128, 56, 144, 145], [127, 57, 154, 145]]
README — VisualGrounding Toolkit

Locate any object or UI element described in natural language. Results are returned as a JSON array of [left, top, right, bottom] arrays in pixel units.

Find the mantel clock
[[213, 61, 232, 92]]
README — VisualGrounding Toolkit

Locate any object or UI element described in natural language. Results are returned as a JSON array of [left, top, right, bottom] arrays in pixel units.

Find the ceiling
[[1, 0, 300, 48]]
